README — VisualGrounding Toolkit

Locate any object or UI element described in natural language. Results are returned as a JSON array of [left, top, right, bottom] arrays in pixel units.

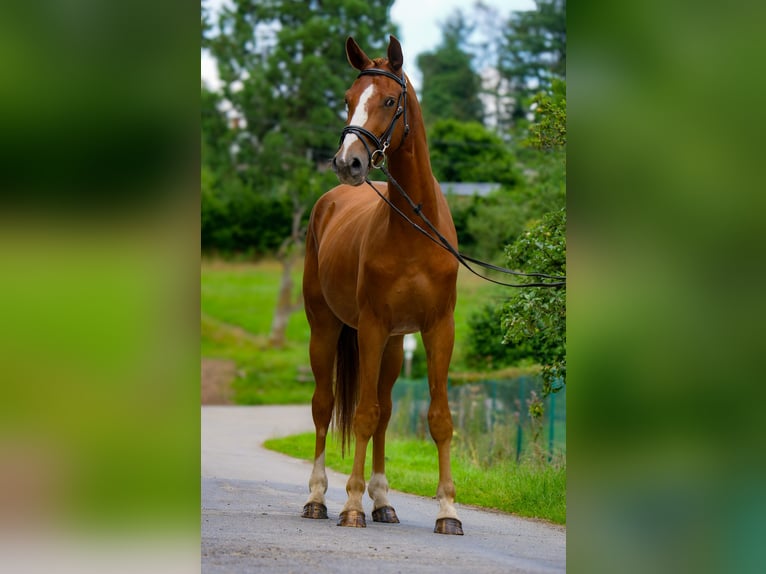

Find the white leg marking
[[436, 498, 460, 520], [436, 484, 460, 520], [306, 452, 327, 505], [338, 83, 376, 160], [367, 472, 392, 510]]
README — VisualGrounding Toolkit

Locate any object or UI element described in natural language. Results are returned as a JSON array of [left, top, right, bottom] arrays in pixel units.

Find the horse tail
[[334, 323, 359, 457]]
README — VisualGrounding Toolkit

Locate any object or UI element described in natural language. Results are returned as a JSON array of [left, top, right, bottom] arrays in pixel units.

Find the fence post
[[486, 380, 497, 464], [516, 377, 525, 463], [548, 391, 556, 462]]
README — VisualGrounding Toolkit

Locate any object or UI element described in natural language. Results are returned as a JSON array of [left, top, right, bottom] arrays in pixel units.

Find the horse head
[[333, 35, 409, 186]]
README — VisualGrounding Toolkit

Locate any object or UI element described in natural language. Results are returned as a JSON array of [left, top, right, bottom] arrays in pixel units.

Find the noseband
[[340, 68, 410, 168]]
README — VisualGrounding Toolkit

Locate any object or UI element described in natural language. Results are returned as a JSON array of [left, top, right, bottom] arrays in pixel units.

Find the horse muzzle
[[332, 152, 369, 186]]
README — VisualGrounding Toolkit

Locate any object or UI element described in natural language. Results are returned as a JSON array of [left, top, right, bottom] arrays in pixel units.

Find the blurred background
[[0, 1, 200, 572]]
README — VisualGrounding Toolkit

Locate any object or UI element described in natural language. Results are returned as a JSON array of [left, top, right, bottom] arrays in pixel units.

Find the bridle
[[337, 68, 566, 289], [339, 68, 409, 169]]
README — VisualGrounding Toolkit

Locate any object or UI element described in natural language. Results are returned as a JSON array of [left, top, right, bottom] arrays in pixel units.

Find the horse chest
[[362, 264, 456, 331]]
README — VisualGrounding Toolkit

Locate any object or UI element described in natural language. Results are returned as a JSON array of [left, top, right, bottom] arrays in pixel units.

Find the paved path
[[202, 406, 566, 573]]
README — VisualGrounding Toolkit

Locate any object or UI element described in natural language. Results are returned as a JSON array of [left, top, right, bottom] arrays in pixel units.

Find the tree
[[201, 83, 296, 255], [201, 83, 233, 185], [498, 0, 566, 126], [204, 0, 397, 346], [417, 10, 484, 126]]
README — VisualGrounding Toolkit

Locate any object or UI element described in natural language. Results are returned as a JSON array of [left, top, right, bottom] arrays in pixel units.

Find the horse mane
[[369, 57, 394, 71]]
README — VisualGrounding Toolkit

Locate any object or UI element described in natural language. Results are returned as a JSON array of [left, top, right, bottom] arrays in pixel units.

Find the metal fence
[[389, 376, 566, 465]]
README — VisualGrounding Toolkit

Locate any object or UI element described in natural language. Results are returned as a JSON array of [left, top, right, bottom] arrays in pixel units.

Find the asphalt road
[[202, 405, 566, 573]]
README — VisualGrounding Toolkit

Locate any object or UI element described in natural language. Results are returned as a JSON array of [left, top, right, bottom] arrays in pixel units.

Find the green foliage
[[526, 79, 567, 151], [466, 303, 531, 370], [463, 189, 533, 262], [417, 10, 484, 126], [463, 41, 567, 388], [498, 0, 566, 125], [201, 84, 233, 180], [429, 119, 519, 185], [502, 209, 566, 395], [451, 147, 565, 262], [201, 178, 294, 255], [444, 194, 480, 253]]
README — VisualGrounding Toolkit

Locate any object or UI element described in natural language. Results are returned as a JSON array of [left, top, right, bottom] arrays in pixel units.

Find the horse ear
[[346, 36, 372, 71], [387, 35, 403, 72]]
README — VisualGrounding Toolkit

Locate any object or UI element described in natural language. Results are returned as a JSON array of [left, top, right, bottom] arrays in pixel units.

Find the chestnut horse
[[301, 35, 463, 535]]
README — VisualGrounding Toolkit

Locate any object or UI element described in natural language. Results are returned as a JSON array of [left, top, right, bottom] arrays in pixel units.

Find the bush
[[429, 119, 519, 186], [201, 176, 294, 255], [502, 208, 566, 395], [466, 303, 533, 370]]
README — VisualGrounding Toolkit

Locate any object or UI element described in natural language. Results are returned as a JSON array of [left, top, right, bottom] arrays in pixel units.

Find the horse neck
[[385, 110, 442, 227]]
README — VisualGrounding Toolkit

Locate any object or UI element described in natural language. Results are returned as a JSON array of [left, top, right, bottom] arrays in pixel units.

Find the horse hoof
[[302, 502, 328, 519], [337, 510, 366, 528], [371, 506, 400, 523], [434, 517, 464, 535]]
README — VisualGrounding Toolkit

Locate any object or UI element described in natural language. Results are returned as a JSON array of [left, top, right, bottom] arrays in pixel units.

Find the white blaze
[[338, 83, 376, 161]]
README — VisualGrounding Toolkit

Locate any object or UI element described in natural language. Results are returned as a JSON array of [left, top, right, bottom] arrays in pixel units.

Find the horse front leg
[[338, 320, 388, 528], [368, 335, 404, 524], [422, 317, 463, 535]]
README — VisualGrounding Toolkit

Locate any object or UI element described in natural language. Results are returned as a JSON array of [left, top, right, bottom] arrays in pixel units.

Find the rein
[[339, 67, 565, 289]]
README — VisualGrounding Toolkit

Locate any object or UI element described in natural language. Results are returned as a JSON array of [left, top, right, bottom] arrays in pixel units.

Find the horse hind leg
[[368, 335, 403, 524]]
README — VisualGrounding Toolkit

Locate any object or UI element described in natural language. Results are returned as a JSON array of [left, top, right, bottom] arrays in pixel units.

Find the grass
[[201, 259, 313, 404], [264, 431, 566, 525], [452, 268, 507, 369]]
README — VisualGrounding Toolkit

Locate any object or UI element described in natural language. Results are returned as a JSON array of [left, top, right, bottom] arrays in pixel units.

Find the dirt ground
[[201, 358, 236, 405]]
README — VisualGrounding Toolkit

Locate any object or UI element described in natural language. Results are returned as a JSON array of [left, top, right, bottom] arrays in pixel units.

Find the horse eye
[[384, 97, 396, 108]]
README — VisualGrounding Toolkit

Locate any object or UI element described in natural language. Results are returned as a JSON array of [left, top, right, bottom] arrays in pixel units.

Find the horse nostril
[[332, 157, 338, 171], [350, 157, 362, 172]]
